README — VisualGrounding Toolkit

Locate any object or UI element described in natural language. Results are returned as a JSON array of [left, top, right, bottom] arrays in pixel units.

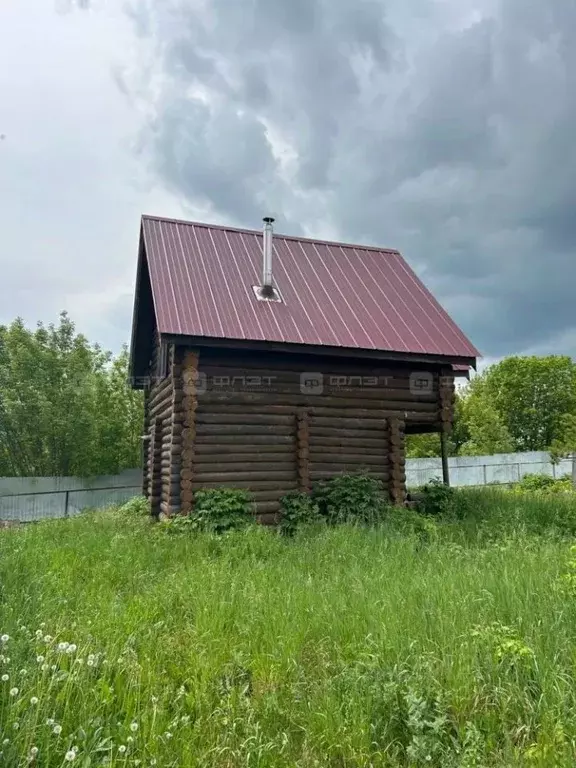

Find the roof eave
[[159, 332, 478, 370]]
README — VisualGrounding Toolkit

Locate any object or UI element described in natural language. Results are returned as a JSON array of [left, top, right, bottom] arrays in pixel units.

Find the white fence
[[406, 451, 575, 489], [0, 469, 142, 523], [1, 452, 574, 522]]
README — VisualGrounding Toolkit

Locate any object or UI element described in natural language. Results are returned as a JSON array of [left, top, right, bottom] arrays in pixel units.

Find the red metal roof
[[140, 215, 479, 360]]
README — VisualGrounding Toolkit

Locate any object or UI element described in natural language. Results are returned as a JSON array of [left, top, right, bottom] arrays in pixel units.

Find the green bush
[[119, 495, 150, 518], [515, 473, 575, 495], [417, 479, 456, 517], [192, 488, 253, 534], [279, 492, 321, 535], [312, 474, 389, 525]]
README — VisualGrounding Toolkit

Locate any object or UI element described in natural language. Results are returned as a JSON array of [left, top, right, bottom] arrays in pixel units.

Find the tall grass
[[1, 491, 576, 766]]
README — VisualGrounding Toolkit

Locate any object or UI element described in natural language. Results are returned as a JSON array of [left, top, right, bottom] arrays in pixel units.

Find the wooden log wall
[[388, 419, 407, 505], [189, 354, 445, 511], [144, 337, 179, 517], [140, 348, 458, 516], [180, 350, 200, 514]]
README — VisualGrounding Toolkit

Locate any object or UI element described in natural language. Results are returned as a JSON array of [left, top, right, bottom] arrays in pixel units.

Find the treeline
[[0, 313, 143, 477], [407, 356, 576, 459]]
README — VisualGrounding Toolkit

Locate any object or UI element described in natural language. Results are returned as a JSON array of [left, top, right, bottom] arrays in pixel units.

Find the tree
[[457, 394, 515, 456], [0, 313, 143, 477], [550, 413, 576, 485], [466, 356, 576, 452]]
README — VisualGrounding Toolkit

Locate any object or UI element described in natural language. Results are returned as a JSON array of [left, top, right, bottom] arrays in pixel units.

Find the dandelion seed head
[[46, 718, 55, 726], [127, 736, 133, 743], [2, 739, 8, 745], [35, 630, 43, 639], [30, 746, 39, 756], [0, 635, 9, 644], [9, 687, 19, 697], [51, 665, 57, 671], [164, 732, 172, 740], [130, 722, 138, 732], [118, 745, 127, 754], [40, 623, 45, 629], [41, 664, 48, 671], [87, 658, 94, 667], [64, 749, 76, 761], [36, 655, 44, 663], [20, 669, 27, 676], [12, 721, 19, 730], [53, 724, 62, 735], [57, 642, 69, 652], [66, 644, 77, 655], [43, 635, 53, 643], [1, 674, 8, 682], [30, 696, 39, 705]]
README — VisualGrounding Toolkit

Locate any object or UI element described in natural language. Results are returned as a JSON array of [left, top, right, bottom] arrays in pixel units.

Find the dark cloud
[[124, 0, 576, 358]]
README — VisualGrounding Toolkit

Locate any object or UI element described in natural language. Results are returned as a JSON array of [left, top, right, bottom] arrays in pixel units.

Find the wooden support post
[[438, 370, 454, 487], [440, 430, 450, 487], [180, 350, 200, 514]]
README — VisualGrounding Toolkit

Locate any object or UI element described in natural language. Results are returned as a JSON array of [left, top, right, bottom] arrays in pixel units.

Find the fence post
[[64, 490, 69, 518], [483, 464, 487, 486]]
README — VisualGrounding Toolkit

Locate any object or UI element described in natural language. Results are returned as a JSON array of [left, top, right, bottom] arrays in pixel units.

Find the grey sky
[[1, 0, 574, 363]]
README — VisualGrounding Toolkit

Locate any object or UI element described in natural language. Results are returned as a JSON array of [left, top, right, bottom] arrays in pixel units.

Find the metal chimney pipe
[[262, 216, 275, 296]]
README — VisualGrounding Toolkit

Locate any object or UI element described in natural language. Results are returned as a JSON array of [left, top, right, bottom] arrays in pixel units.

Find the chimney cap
[[263, 216, 275, 224]]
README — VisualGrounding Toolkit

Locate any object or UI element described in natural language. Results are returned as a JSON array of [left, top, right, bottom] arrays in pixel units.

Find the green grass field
[[2, 491, 576, 766]]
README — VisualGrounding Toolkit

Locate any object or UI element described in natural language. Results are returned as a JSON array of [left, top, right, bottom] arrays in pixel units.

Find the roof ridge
[[141, 214, 401, 255]]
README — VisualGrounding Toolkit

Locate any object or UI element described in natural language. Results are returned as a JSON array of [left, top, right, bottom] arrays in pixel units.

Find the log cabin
[[129, 214, 479, 521]]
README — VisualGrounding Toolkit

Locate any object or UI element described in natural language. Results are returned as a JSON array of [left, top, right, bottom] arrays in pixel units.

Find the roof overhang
[[160, 332, 477, 371]]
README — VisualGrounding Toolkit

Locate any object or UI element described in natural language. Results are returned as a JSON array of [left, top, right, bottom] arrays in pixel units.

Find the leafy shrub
[[119, 495, 150, 518], [191, 488, 253, 534], [514, 473, 575, 495], [312, 474, 389, 525], [417, 479, 456, 517], [279, 492, 321, 535]]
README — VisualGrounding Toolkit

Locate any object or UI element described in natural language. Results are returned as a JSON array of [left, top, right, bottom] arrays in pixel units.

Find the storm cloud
[[121, 0, 576, 358]]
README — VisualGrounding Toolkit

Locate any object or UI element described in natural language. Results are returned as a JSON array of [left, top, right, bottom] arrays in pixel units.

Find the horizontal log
[[195, 413, 295, 426], [310, 427, 388, 440], [154, 404, 177, 424], [194, 452, 294, 464], [255, 508, 281, 522], [198, 392, 437, 411], [195, 434, 295, 446], [193, 470, 297, 483], [310, 471, 389, 482], [148, 376, 172, 402], [149, 390, 175, 417], [311, 417, 387, 431], [310, 462, 390, 474], [308, 444, 387, 456], [196, 424, 294, 436], [200, 361, 438, 382], [195, 443, 292, 455], [308, 435, 388, 448], [192, 461, 295, 474], [161, 480, 181, 492], [193, 480, 298, 491], [248, 489, 296, 501], [309, 453, 389, 465]]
